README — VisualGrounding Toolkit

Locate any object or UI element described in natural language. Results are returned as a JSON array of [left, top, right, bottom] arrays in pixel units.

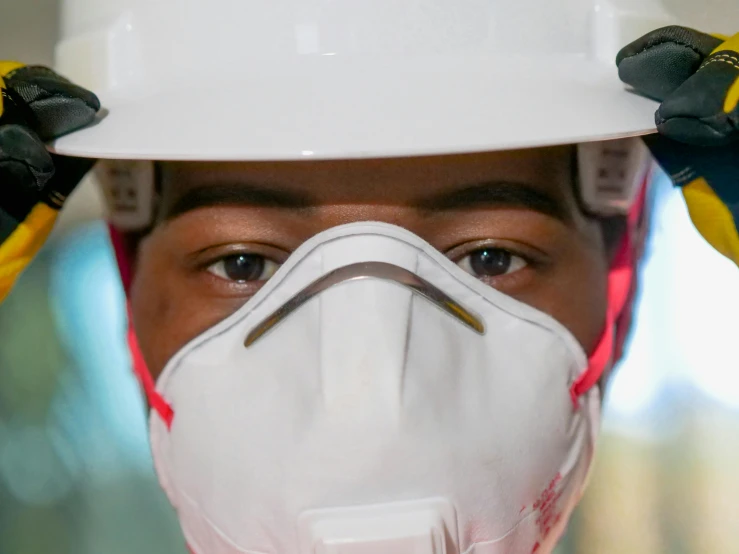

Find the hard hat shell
[[51, 0, 739, 161]]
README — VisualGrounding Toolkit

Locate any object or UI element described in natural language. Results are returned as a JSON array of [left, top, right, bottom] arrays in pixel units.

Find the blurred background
[[1, 2, 739, 553]]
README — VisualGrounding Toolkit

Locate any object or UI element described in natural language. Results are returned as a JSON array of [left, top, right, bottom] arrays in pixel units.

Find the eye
[[456, 247, 527, 278], [207, 254, 281, 283]]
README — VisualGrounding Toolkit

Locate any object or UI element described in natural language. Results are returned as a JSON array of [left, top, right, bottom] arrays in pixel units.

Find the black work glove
[[0, 61, 99, 301], [617, 28, 739, 266]]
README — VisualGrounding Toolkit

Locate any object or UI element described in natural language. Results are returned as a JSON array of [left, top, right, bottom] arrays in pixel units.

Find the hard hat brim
[[50, 56, 659, 161]]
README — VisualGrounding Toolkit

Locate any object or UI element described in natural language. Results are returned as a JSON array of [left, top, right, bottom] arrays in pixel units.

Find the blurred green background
[[1, 3, 739, 552]]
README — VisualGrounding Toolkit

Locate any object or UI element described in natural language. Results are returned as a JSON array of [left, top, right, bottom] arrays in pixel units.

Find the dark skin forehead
[[131, 147, 609, 378], [158, 148, 578, 220]]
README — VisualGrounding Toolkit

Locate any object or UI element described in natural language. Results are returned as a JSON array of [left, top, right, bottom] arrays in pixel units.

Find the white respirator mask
[[103, 138, 647, 554], [140, 221, 617, 554]]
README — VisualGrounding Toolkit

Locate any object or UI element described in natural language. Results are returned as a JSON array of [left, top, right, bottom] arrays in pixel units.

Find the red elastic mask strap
[[127, 314, 174, 428], [569, 237, 633, 407], [109, 225, 174, 428], [569, 174, 648, 408], [107, 225, 133, 294]]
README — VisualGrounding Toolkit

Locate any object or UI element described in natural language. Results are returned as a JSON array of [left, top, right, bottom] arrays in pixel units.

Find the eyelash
[[455, 249, 528, 278], [447, 239, 545, 266], [206, 255, 281, 282], [192, 244, 287, 291]]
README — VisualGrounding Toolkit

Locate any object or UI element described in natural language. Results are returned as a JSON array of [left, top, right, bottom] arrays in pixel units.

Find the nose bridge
[[318, 277, 414, 416], [319, 237, 418, 419], [318, 237, 418, 417]]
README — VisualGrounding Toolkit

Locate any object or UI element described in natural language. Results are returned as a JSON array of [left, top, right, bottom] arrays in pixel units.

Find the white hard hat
[[51, 0, 739, 161]]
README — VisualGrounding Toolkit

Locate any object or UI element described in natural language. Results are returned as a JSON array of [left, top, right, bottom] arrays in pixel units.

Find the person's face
[[130, 146, 610, 378]]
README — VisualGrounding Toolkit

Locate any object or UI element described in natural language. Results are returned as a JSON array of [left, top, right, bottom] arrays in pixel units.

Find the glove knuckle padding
[[616, 26, 724, 101], [5, 66, 100, 141]]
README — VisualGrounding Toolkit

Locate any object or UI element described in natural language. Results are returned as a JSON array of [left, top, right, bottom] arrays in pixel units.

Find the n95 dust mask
[[147, 222, 606, 554]]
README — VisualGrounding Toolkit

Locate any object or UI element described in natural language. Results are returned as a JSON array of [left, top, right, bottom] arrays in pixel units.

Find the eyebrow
[[165, 183, 316, 219], [416, 181, 569, 221], [165, 180, 569, 222]]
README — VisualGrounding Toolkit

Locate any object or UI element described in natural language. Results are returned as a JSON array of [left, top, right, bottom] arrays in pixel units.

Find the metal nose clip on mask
[[149, 222, 601, 554], [244, 260, 486, 347]]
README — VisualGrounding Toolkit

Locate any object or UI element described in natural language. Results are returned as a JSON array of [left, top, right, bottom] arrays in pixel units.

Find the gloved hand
[[0, 62, 99, 302], [617, 28, 739, 266]]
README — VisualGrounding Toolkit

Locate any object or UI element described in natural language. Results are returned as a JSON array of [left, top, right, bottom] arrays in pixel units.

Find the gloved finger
[[616, 26, 724, 102], [656, 33, 739, 146], [3, 65, 100, 141]]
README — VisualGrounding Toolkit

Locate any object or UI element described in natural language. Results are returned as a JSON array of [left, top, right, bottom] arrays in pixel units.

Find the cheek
[[129, 273, 176, 378], [552, 258, 609, 356], [129, 237, 245, 380], [513, 243, 608, 357]]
